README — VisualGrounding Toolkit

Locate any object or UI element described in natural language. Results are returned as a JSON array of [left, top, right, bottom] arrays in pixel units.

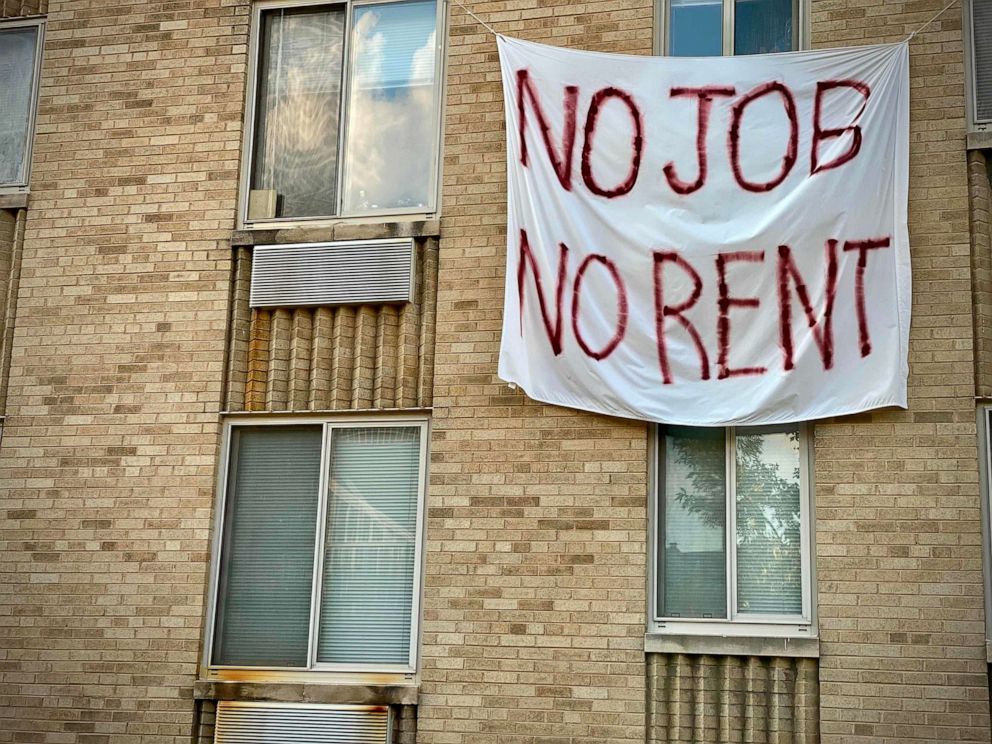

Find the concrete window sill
[[645, 633, 820, 658], [967, 131, 992, 150], [231, 219, 440, 247], [0, 192, 29, 210], [193, 679, 418, 706]]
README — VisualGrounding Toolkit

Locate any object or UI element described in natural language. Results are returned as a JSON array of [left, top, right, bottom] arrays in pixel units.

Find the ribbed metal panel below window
[[250, 239, 415, 308], [214, 702, 390, 744]]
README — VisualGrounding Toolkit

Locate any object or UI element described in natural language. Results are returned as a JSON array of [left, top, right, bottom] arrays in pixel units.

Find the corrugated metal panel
[[215, 702, 389, 744], [250, 240, 415, 308], [975, 0, 992, 124], [647, 653, 819, 743], [224, 239, 437, 413]]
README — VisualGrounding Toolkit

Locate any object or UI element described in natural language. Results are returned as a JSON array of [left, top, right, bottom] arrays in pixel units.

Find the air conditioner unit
[[214, 702, 390, 744], [249, 239, 416, 308]]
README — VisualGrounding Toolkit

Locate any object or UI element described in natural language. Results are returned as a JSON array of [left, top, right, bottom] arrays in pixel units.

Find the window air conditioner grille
[[214, 702, 390, 744], [249, 239, 415, 308]]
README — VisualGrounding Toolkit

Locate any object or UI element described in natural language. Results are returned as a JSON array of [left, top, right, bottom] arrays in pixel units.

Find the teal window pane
[[212, 426, 323, 667]]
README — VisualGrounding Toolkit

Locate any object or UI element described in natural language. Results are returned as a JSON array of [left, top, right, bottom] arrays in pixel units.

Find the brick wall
[[0, 1, 989, 743], [811, 2, 990, 742], [419, 2, 654, 742], [0, 1, 245, 740]]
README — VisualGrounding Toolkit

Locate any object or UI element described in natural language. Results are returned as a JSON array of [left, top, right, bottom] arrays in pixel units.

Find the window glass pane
[[669, 0, 723, 56], [734, 0, 795, 54], [212, 426, 323, 667], [735, 426, 803, 615], [341, 0, 438, 214], [0, 26, 39, 186], [659, 426, 727, 618], [317, 426, 421, 665], [251, 6, 344, 219]]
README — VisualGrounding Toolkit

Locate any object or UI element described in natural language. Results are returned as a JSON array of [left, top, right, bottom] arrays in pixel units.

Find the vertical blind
[[0, 25, 39, 186], [212, 426, 323, 667], [318, 427, 421, 665]]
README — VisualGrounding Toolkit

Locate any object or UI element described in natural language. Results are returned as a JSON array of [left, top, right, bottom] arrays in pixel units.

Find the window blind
[[734, 428, 802, 615], [659, 426, 728, 619], [317, 426, 421, 666], [212, 426, 323, 667]]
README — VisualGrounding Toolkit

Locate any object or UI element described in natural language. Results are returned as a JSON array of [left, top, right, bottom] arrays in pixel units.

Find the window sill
[[232, 219, 440, 247], [645, 633, 819, 658], [967, 131, 992, 150], [0, 192, 29, 210], [194, 679, 418, 706]]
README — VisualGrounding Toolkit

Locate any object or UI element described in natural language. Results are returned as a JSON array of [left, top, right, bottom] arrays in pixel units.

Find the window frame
[[653, 0, 806, 56], [648, 423, 816, 639], [238, 0, 446, 229], [0, 16, 45, 193], [203, 414, 430, 676]]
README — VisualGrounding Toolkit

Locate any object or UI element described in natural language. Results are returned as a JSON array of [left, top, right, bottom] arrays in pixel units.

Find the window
[[966, 0, 992, 131], [657, 0, 799, 56], [208, 419, 428, 672], [652, 424, 813, 635], [0, 19, 43, 191], [243, 0, 443, 224]]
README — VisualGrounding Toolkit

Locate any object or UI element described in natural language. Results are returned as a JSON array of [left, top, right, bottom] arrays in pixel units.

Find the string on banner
[[907, 0, 960, 42], [449, 0, 961, 43], [450, 0, 499, 36]]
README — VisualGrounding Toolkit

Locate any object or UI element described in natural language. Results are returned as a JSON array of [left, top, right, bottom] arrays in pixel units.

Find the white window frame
[[0, 17, 45, 193], [654, 0, 806, 56], [238, 0, 447, 229], [203, 414, 430, 676], [964, 0, 991, 133], [648, 423, 816, 639]]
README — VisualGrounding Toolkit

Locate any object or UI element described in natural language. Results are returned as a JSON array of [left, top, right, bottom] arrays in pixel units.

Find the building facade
[[0, 0, 991, 742]]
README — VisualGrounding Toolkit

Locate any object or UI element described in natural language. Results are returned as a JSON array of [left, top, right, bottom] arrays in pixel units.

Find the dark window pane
[[669, 0, 723, 56], [659, 426, 727, 618], [734, 0, 795, 54], [212, 426, 323, 667], [251, 6, 345, 219]]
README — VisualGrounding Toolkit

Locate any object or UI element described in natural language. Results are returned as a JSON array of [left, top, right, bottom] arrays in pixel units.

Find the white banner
[[497, 36, 910, 426]]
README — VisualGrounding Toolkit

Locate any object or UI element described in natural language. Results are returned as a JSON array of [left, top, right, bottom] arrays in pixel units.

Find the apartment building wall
[[0, 1, 239, 740], [0, 2, 989, 744]]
